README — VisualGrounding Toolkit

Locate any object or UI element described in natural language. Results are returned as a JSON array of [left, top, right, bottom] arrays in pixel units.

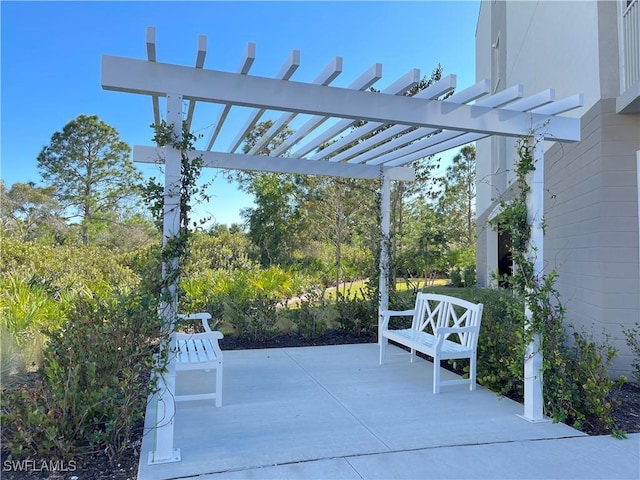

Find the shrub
[[623, 322, 640, 383], [450, 268, 463, 287], [463, 265, 476, 287], [1, 291, 164, 464], [422, 286, 624, 433], [334, 287, 377, 337], [223, 266, 303, 341], [291, 289, 330, 340]]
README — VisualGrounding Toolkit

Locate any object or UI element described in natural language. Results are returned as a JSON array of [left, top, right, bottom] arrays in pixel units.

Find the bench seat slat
[[383, 328, 471, 356]]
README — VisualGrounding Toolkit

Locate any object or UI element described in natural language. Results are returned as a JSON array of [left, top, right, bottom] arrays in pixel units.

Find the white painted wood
[[521, 137, 546, 423], [133, 145, 415, 181], [226, 49, 300, 153], [247, 57, 343, 155], [150, 93, 184, 465], [185, 35, 207, 131], [313, 77, 484, 164], [270, 63, 383, 157], [291, 68, 421, 159], [206, 42, 258, 151], [504, 89, 555, 112], [378, 175, 391, 346], [174, 313, 224, 406], [379, 293, 484, 394], [531, 94, 584, 115], [145, 27, 160, 128]]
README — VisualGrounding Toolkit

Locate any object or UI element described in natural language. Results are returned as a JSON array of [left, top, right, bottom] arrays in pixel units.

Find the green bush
[[1, 291, 164, 464], [223, 266, 303, 341], [290, 289, 330, 340], [623, 322, 640, 383], [422, 287, 624, 433], [334, 287, 377, 337], [463, 265, 476, 287], [450, 268, 463, 287]]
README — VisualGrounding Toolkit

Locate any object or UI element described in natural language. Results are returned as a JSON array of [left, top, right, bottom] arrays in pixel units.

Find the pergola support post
[[378, 173, 391, 345], [520, 137, 548, 423], [149, 93, 183, 464]]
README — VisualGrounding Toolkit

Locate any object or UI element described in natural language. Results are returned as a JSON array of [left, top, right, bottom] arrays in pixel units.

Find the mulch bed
[[2, 331, 638, 480]]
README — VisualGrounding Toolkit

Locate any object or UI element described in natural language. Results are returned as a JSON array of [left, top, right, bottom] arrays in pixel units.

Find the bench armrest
[[434, 326, 478, 351], [380, 309, 416, 330], [178, 312, 214, 333]]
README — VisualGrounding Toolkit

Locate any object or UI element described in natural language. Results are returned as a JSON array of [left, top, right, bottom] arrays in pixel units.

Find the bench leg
[[379, 337, 387, 365], [433, 355, 441, 394], [469, 354, 477, 392], [410, 348, 417, 363]]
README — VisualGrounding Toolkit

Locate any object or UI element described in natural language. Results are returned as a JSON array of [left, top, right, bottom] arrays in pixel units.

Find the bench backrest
[[412, 293, 483, 348]]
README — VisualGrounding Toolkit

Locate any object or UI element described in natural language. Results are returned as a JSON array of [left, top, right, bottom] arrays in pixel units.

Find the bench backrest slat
[[411, 293, 483, 348]]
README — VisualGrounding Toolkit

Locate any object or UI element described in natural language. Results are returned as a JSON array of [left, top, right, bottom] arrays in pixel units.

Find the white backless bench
[[174, 313, 223, 406], [379, 293, 483, 394]]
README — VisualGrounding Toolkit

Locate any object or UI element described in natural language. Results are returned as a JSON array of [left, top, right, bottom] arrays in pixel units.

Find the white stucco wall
[[504, 1, 601, 118]]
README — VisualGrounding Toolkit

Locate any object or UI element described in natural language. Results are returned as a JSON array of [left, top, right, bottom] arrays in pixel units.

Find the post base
[[517, 414, 551, 424], [148, 448, 181, 465]]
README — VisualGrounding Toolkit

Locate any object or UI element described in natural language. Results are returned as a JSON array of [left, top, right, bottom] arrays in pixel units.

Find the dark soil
[[2, 331, 638, 480]]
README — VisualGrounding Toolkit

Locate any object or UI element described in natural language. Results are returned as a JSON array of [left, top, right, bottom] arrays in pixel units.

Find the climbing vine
[[491, 135, 625, 435], [141, 120, 209, 307]]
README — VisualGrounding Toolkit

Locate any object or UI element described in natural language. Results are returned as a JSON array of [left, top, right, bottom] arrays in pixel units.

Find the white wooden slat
[[503, 88, 555, 112], [293, 68, 420, 160], [367, 86, 552, 168], [185, 35, 207, 131], [531, 93, 584, 115], [247, 57, 343, 155], [177, 339, 190, 364], [145, 27, 161, 129], [227, 50, 301, 153], [442, 79, 491, 104], [319, 77, 490, 164], [347, 84, 524, 166], [380, 132, 487, 167], [475, 84, 523, 108], [270, 62, 383, 157], [206, 42, 258, 151]]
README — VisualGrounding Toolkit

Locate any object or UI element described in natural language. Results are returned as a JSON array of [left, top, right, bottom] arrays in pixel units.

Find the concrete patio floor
[[138, 343, 640, 480]]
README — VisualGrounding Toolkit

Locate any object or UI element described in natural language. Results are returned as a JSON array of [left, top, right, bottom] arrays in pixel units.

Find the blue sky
[[1, 1, 480, 226]]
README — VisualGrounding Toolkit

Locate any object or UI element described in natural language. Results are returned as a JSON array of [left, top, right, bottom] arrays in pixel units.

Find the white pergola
[[101, 27, 583, 464]]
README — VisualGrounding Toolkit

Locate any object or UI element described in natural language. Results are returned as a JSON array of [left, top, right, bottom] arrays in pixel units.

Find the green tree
[[436, 144, 476, 259], [236, 120, 300, 266], [37, 115, 141, 245], [1, 181, 66, 242]]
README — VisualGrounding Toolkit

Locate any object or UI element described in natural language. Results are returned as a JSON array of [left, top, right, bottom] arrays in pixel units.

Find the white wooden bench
[[174, 313, 223, 407], [379, 293, 484, 394]]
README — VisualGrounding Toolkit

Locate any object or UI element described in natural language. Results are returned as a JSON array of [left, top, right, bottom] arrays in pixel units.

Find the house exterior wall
[[476, 0, 640, 377], [545, 98, 640, 376]]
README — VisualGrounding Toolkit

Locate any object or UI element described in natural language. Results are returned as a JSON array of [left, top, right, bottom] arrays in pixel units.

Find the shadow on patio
[[138, 343, 639, 480]]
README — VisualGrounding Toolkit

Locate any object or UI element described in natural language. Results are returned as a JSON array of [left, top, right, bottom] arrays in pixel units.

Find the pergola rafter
[[101, 27, 583, 465]]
